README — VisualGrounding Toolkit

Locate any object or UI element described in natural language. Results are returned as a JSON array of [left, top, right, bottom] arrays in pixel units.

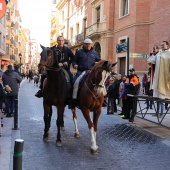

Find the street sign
[[0, 0, 6, 19], [130, 53, 148, 59], [116, 43, 127, 53]]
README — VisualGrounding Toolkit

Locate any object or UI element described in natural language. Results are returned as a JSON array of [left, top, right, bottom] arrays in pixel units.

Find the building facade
[[55, 0, 170, 78]]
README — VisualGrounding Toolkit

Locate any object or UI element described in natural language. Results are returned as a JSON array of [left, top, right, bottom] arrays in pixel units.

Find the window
[[70, 27, 73, 38], [62, 11, 64, 21], [83, 18, 87, 30], [96, 6, 100, 23], [70, 2, 74, 15], [119, 0, 129, 17], [120, 39, 126, 44], [76, 23, 79, 35]]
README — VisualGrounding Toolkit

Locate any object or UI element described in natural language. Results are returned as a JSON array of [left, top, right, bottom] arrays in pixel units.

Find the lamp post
[[19, 53, 22, 72]]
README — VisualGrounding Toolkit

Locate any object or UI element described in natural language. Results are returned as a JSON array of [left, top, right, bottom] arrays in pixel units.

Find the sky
[[18, 0, 52, 51]]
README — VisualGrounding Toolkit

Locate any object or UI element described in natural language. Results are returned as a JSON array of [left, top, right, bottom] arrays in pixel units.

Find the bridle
[[84, 65, 111, 100], [40, 48, 62, 72]]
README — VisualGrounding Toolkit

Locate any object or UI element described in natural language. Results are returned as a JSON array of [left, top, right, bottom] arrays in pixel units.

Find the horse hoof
[[61, 126, 65, 131], [90, 148, 99, 154], [56, 141, 62, 147], [43, 137, 49, 142], [74, 133, 80, 138]]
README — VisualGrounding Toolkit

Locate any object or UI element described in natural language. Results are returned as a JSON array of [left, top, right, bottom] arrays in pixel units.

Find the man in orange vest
[[122, 68, 139, 120]]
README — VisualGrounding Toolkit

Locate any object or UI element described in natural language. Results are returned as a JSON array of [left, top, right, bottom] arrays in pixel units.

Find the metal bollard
[[13, 95, 19, 130], [13, 139, 24, 170]]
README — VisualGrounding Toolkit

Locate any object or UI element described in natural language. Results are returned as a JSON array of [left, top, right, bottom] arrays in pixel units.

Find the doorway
[[119, 57, 126, 76]]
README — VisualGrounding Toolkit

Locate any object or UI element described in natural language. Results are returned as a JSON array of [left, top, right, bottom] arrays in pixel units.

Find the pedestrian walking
[[2, 65, 22, 117]]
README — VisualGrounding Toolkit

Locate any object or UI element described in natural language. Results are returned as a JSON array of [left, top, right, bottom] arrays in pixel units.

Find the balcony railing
[[68, 32, 85, 46], [76, 32, 85, 42], [68, 36, 76, 46], [86, 22, 106, 36], [86, 22, 99, 37]]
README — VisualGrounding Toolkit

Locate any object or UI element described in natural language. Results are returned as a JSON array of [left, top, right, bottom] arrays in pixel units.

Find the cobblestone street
[[18, 80, 170, 170]]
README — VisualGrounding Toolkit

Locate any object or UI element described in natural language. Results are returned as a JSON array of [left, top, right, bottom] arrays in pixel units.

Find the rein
[[84, 82, 101, 100], [45, 65, 61, 72]]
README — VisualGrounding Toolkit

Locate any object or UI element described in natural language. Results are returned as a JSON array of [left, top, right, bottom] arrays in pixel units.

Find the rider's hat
[[84, 38, 93, 44]]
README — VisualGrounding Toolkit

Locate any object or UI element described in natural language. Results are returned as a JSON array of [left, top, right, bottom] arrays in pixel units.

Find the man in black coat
[[2, 65, 22, 117]]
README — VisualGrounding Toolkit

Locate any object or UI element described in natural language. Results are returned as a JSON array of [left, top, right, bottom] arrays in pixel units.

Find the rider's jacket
[[72, 46, 100, 72], [55, 46, 74, 71]]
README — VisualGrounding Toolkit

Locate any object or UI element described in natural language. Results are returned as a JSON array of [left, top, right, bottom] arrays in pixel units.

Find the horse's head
[[90, 60, 117, 94], [39, 44, 60, 69]]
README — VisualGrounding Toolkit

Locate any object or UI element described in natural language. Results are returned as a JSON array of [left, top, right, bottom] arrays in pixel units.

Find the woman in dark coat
[[107, 77, 119, 114]]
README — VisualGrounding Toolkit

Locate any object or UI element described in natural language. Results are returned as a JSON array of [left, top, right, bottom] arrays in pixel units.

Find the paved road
[[16, 80, 170, 170]]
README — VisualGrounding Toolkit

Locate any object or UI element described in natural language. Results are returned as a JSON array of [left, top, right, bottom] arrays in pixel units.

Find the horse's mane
[[90, 60, 105, 72]]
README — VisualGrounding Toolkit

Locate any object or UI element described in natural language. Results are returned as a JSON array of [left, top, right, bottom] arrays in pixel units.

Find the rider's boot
[[35, 89, 43, 98]]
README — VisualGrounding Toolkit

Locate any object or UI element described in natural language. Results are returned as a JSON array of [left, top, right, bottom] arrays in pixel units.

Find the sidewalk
[[0, 115, 14, 170], [0, 79, 170, 169]]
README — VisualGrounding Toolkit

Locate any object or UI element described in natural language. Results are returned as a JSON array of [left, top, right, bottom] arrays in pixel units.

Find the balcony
[[68, 32, 85, 46], [6, 20, 11, 26], [11, 27, 17, 36], [6, 35, 10, 44], [86, 22, 107, 38], [68, 36, 76, 46], [76, 32, 85, 43], [10, 54, 16, 60], [10, 38, 14, 47]]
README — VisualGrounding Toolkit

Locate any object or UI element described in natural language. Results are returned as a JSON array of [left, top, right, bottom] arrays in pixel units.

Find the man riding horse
[[69, 38, 101, 108], [35, 36, 74, 98]]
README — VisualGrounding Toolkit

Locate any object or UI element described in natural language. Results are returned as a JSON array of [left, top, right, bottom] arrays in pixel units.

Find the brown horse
[[72, 60, 117, 153], [39, 44, 73, 146], [39, 45, 117, 153]]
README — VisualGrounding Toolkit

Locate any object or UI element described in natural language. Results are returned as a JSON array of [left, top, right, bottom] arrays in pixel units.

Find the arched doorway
[[93, 42, 101, 58]]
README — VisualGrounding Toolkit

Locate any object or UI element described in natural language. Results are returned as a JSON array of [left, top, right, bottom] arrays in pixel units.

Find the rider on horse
[[35, 36, 74, 98], [68, 38, 101, 108]]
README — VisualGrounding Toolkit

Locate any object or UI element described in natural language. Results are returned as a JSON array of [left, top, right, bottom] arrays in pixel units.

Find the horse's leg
[[49, 106, 52, 128], [72, 108, 80, 138], [60, 110, 65, 131], [81, 108, 98, 154], [43, 102, 51, 141], [56, 105, 64, 147], [92, 108, 102, 153]]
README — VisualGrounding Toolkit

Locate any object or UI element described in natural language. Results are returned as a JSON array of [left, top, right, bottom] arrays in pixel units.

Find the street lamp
[[19, 53, 22, 72]]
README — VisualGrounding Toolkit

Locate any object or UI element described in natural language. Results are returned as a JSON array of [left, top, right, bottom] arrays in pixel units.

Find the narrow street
[[18, 79, 170, 170]]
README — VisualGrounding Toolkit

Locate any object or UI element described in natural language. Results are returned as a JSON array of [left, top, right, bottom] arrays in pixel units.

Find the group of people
[[106, 68, 140, 121], [106, 40, 170, 120], [146, 40, 170, 115]]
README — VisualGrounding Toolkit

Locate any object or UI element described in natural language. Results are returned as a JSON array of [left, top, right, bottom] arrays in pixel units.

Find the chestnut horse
[[72, 60, 117, 153]]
